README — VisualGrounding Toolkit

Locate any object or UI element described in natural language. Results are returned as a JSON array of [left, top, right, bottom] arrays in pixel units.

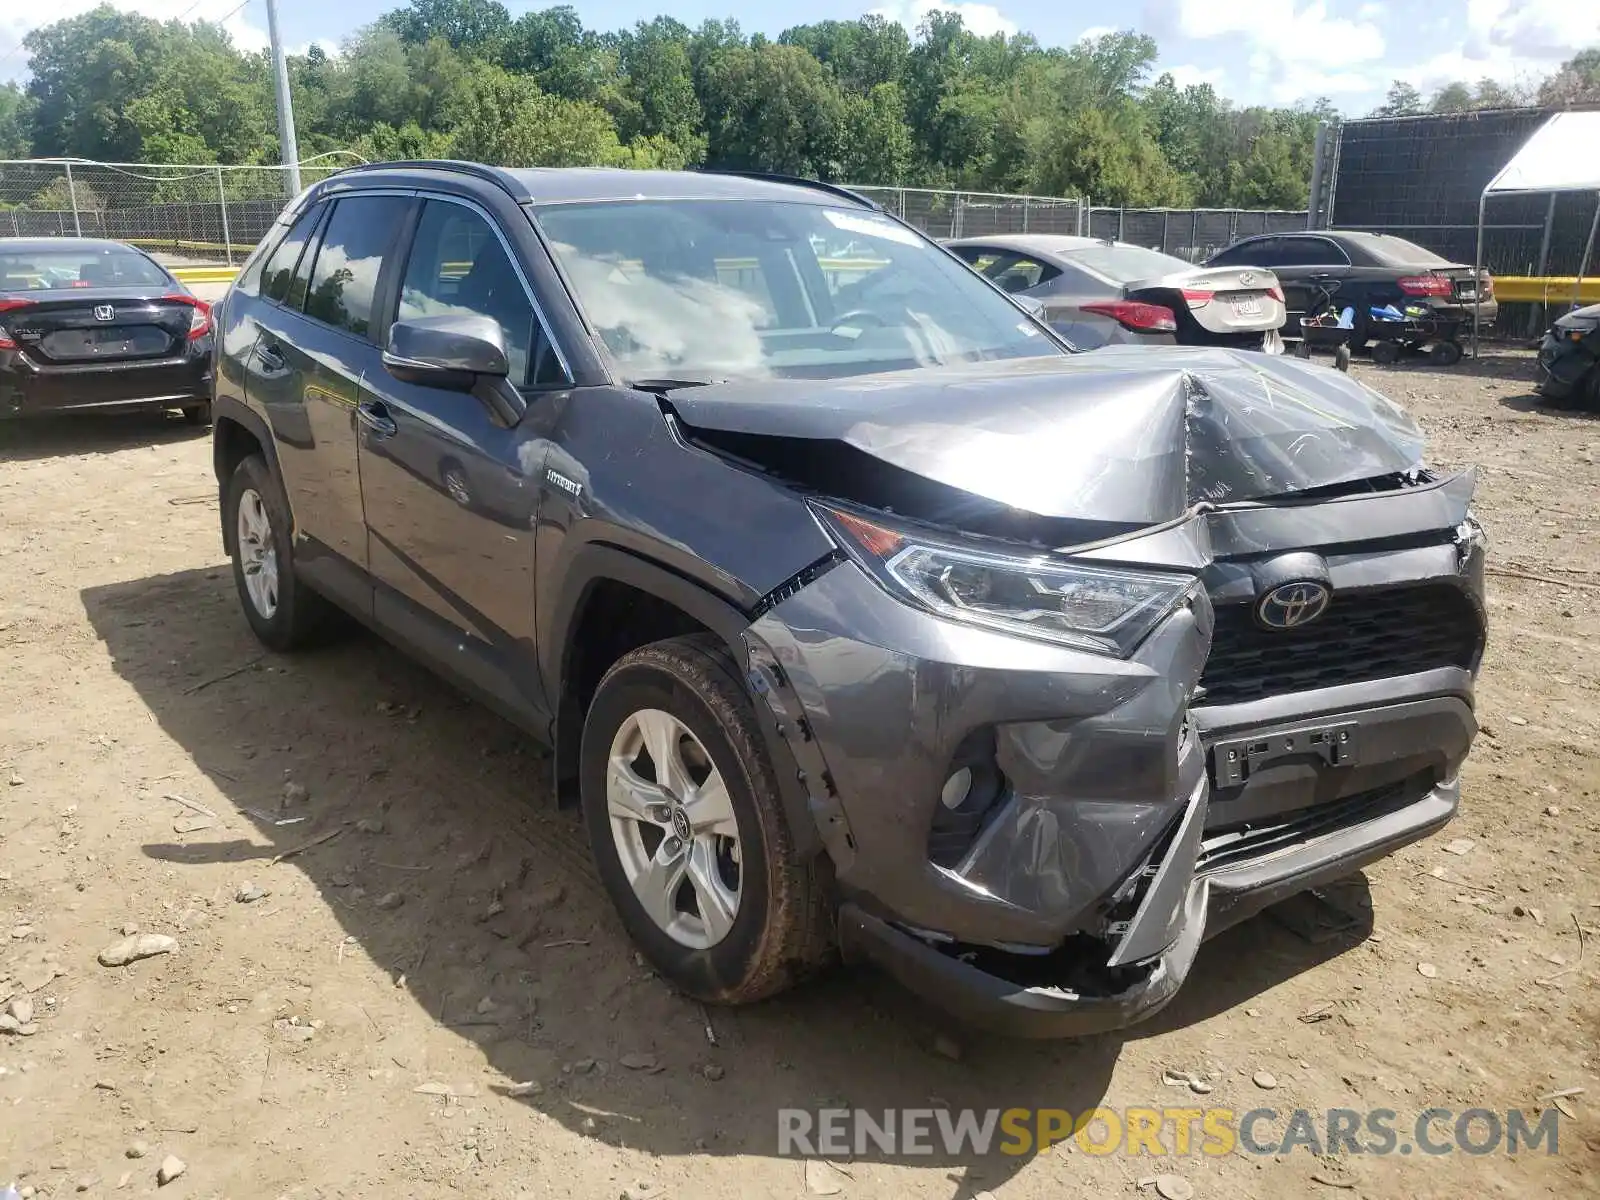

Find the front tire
[[580, 633, 833, 1004], [182, 402, 212, 426], [224, 454, 333, 652]]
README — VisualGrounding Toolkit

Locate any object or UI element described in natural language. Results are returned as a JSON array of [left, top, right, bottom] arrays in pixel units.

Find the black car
[[1535, 302, 1600, 406], [1205, 230, 1496, 357], [210, 162, 1484, 1037], [0, 237, 214, 423]]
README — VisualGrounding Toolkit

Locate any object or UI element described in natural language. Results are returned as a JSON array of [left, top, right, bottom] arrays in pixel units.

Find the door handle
[[256, 342, 286, 372], [356, 400, 398, 438]]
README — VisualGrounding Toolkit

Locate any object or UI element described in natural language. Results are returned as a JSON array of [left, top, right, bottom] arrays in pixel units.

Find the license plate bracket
[[1210, 722, 1359, 787]]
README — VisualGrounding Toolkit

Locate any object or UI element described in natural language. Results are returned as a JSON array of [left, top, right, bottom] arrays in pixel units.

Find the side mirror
[[384, 314, 509, 389], [383, 314, 524, 427]]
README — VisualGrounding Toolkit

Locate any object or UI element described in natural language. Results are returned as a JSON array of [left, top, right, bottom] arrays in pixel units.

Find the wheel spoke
[[606, 755, 670, 823], [633, 839, 688, 932], [634, 708, 692, 800], [686, 836, 737, 944], [683, 768, 737, 838]]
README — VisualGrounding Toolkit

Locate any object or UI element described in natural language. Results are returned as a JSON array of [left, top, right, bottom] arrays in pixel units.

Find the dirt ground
[[1, 350, 1597, 1200]]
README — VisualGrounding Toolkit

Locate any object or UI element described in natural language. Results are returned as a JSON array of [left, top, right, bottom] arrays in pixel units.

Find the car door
[[245, 191, 412, 614], [358, 194, 571, 729], [1236, 236, 1351, 328]]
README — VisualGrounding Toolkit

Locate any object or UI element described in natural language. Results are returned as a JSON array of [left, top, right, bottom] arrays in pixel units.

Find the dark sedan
[[0, 238, 214, 423], [1205, 230, 1496, 354]]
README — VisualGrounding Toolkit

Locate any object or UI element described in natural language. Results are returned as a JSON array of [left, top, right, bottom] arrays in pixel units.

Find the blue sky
[[4, 0, 1597, 113]]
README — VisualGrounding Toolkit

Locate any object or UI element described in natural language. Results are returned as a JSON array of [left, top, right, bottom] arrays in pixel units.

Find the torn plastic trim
[[742, 634, 857, 872], [748, 550, 844, 621]]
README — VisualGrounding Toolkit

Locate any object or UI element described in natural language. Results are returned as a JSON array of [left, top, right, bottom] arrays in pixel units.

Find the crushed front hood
[[668, 347, 1426, 526]]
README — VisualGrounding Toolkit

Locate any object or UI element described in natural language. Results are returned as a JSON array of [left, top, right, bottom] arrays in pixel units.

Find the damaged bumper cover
[[740, 476, 1484, 1037]]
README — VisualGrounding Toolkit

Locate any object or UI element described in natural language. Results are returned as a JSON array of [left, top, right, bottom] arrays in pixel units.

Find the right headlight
[[816, 505, 1197, 657]]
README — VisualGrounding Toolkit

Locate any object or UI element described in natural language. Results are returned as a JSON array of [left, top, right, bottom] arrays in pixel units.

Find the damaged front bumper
[[743, 475, 1485, 1038]]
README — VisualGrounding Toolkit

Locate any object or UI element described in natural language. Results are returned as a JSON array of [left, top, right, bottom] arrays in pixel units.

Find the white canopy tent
[[1475, 110, 1600, 355]]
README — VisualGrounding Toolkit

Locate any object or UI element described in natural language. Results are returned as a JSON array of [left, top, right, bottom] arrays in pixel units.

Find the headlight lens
[[819, 506, 1195, 656]]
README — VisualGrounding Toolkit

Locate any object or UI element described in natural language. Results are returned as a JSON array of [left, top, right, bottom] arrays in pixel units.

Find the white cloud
[[1161, 63, 1226, 90], [868, 0, 1018, 39], [1077, 25, 1118, 43], [1156, 0, 1388, 105], [1370, 0, 1599, 104], [1167, 0, 1386, 65], [2, 0, 275, 81]]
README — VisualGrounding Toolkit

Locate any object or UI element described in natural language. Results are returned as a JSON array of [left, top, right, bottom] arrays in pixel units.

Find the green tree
[[446, 64, 628, 167], [0, 83, 33, 158], [1538, 47, 1600, 106], [381, 0, 511, 53], [699, 42, 847, 176], [1372, 80, 1424, 117]]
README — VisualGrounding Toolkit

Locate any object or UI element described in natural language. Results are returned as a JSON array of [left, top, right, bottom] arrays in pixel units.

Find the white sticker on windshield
[[823, 209, 923, 247]]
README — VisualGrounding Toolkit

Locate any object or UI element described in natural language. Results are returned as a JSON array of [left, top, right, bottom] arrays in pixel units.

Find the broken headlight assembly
[[816, 505, 1196, 657]]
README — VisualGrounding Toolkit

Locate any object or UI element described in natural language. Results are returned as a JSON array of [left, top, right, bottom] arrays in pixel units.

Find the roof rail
[[692, 169, 880, 211], [335, 160, 533, 204]]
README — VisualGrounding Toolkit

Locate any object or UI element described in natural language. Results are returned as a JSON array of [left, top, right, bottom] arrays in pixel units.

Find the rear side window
[[262, 205, 323, 305], [1269, 237, 1350, 267], [1209, 240, 1276, 267], [397, 199, 566, 386], [974, 251, 1061, 293], [304, 195, 411, 339]]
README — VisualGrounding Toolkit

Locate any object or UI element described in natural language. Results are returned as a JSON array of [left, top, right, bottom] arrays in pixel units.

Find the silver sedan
[[948, 234, 1286, 352]]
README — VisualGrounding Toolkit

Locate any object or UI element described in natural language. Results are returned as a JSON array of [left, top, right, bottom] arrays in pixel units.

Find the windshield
[[533, 198, 1062, 381], [1360, 236, 1453, 268], [0, 247, 171, 291], [1064, 244, 1192, 283]]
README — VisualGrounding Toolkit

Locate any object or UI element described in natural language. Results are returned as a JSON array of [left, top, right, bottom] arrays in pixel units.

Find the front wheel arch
[[547, 546, 824, 861]]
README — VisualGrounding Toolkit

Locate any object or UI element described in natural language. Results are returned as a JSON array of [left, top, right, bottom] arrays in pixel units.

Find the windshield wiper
[[627, 377, 717, 395]]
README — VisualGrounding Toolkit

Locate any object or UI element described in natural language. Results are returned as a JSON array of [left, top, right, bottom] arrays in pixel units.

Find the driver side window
[[398, 200, 567, 387]]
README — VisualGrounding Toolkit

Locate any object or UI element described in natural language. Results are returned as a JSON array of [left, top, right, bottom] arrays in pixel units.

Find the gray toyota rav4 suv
[[210, 161, 1486, 1036]]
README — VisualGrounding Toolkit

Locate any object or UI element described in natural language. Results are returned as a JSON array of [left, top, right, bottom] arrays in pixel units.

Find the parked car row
[[0, 169, 1489, 1040], [945, 228, 1497, 364]]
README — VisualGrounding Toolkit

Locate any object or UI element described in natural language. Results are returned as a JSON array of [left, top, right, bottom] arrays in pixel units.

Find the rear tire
[[1430, 341, 1463, 367], [1370, 340, 1400, 365], [580, 633, 834, 1005], [224, 454, 335, 652], [182, 402, 212, 426]]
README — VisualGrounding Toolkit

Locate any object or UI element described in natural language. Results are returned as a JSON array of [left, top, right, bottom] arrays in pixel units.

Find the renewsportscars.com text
[[777, 1106, 1563, 1158]]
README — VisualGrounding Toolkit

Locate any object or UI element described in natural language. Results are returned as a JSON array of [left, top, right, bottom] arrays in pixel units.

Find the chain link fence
[[1086, 207, 1310, 262], [1, 163, 1312, 269], [0, 155, 366, 265], [848, 186, 1088, 239]]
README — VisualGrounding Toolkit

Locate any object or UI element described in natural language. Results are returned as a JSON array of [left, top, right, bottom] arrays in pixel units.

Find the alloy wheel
[[606, 707, 742, 949], [236, 486, 279, 619]]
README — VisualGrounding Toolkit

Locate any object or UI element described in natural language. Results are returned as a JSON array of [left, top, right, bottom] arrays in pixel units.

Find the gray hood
[[668, 346, 1426, 527]]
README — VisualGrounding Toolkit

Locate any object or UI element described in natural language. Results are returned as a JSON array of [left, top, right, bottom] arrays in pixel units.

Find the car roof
[[1233, 229, 1448, 266], [0, 237, 152, 255], [946, 234, 1106, 257], [329, 162, 872, 208]]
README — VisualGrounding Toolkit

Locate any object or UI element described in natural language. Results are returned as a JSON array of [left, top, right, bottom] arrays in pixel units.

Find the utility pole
[[265, 0, 302, 198]]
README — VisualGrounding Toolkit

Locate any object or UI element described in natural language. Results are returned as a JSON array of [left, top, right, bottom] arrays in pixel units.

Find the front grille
[[1200, 584, 1481, 707]]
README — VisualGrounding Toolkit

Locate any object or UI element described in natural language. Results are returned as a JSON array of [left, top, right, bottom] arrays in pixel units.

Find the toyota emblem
[[1256, 581, 1331, 630], [92, 305, 115, 322], [1238, 271, 1256, 286]]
